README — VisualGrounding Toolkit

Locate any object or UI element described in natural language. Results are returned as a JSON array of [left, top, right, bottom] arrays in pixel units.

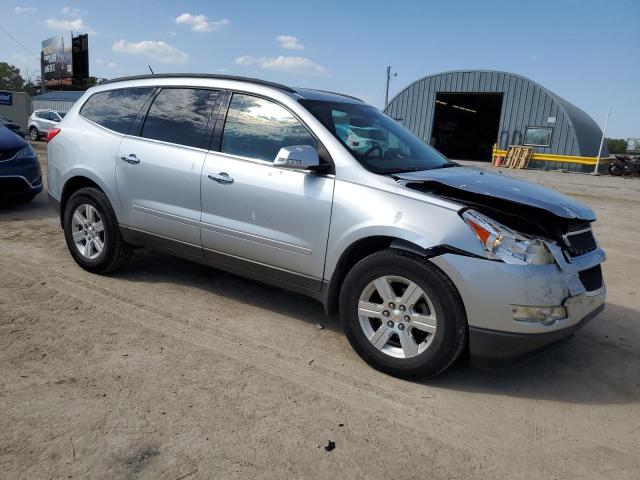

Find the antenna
[[148, 65, 155, 75]]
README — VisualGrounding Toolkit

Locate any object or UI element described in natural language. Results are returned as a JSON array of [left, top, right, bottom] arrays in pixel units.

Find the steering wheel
[[363, 145, 383, 158]]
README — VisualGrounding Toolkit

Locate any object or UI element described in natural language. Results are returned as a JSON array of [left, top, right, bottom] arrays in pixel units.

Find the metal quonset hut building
[[384, 70, 606, 171]]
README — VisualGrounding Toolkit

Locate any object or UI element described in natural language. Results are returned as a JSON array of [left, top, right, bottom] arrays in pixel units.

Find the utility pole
[[40, 51, 46, 94], [384, 66, 397, 108], [593, 105, 611, 175]]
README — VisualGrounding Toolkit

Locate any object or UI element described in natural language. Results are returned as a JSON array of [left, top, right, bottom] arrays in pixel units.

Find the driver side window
[[221, 93, 316, 162]]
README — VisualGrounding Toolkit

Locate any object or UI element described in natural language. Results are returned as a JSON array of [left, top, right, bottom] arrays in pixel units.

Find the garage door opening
[[431, 93, 503, 161]]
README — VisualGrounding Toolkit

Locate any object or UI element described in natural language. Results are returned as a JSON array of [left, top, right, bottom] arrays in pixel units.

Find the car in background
[[0, 112, 25, 138], [28, 109, 65, 141], [0, 126, 43, 203]]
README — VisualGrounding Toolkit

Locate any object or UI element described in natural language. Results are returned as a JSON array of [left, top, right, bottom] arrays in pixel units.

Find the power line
[[0, 23, 39, 59]]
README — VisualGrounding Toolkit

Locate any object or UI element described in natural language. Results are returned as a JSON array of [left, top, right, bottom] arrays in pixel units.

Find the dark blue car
[[0, 126, 43, 203]]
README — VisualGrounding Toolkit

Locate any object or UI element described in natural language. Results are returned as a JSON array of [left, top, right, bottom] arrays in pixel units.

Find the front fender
[[324, 180, 485, 279]]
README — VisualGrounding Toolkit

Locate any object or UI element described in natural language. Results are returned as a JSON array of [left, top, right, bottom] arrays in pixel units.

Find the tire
[[340, 249, 467, 379], [63, 187, 132, 274], [29, 127, 39, 141]]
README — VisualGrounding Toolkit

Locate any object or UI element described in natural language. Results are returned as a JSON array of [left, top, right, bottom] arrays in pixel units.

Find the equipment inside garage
[[431, 93, 503, 161]]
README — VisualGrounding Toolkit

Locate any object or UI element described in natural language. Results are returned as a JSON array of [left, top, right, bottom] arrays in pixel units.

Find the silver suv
[[28, 109, 65, 141], [47, 74, 606, 378]]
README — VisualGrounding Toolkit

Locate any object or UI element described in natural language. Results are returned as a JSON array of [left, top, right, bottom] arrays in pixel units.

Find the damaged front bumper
[[430, 247, 606, 362]]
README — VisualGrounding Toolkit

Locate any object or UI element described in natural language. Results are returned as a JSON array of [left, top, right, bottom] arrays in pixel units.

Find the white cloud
[[107, 61, 118, 68], [14, 6, 37, 14], [235, 55, 328, 76], [174, 13, 229, 32], [46, 17, 95, 34], [61, 6, 86, 17], [276, 35, 304, 50], [112, 39, 188, 63]]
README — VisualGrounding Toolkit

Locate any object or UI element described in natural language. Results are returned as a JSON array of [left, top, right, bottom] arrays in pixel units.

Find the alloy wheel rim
[[30, 129, 37, 140], [358, 275, 437, 359], [71, 204, 105, 260]]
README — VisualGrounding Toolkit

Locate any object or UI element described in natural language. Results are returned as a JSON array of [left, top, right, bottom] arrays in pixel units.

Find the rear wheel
[[29, 127, 38, 141], [340, 249, 467, 379], [63, 187, 132, 273]]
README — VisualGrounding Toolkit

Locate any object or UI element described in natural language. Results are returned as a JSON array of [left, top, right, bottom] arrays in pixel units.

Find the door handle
[[208, 172, 234, 185], [120, 154, 140, 165]]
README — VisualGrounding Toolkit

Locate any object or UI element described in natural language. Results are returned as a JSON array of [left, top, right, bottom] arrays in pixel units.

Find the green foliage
[[0, 62, 25, 91], [606, 138, 628, 154]]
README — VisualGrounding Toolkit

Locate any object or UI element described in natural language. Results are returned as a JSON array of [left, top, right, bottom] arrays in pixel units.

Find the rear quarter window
[[80, 87, 154, 134]]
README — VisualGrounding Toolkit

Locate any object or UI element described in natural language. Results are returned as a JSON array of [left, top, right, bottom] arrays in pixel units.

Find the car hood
[[394, 166, 595, 221], [0, 126, 27, 149]]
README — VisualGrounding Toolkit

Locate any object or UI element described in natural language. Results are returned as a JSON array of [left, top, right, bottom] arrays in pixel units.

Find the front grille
[[563, 226, 597, 257], [578, 264, 603, 292], [0, 177, 30, 194], [0, 148, 21, 161]]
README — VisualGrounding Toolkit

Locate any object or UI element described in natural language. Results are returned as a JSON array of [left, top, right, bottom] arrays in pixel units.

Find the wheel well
[[325, 236, 433, 315], [59, 176, 102, 226]]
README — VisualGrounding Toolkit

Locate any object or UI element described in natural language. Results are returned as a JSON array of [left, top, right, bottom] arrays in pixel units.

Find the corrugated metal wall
[[384, 70, 603, 169], [32, 100, 77, 114]]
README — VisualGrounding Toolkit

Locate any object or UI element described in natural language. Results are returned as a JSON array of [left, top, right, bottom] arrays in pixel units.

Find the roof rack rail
[[303, 89, 363, 102], [102, 73, 297, 93]]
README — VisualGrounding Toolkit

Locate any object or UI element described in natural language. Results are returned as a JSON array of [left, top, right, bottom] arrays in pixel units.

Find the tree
[[606, 138, 628, 154], [0, 62, 25, 91]]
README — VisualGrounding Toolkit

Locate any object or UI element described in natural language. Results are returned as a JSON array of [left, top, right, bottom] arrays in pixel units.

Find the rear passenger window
[[80, 88, 154, 134], [141, 88, 219, 149], [221, 93, 316, 162]]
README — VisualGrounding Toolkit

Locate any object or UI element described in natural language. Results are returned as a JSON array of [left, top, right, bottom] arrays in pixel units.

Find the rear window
[[80, 87, 154, 134], [141, 88, 219, 149]]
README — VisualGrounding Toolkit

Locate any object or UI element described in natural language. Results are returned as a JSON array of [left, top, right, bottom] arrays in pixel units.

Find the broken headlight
[[462, 209, 555, 265]]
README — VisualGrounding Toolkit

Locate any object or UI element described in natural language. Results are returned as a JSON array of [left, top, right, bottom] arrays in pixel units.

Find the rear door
[[200, 92, 335, 288], [116, 87, 220, 246]]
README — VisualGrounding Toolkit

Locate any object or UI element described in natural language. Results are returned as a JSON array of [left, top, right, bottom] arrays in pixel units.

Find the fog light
[[511, 305, 567, 326]]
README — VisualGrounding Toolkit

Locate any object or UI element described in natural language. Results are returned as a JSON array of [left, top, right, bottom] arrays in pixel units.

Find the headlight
[[14, 144, 35, 160], [462, 209, 555, 265]]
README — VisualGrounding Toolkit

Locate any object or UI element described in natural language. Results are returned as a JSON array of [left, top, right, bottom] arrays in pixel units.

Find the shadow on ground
[[109, 249, 639, 406]]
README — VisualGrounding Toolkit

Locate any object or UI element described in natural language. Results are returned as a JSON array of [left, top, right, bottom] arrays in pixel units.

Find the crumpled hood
[[395, 166, 595, 221]]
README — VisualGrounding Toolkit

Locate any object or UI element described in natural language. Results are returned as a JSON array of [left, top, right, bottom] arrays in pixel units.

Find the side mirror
[[274, 145, 321, 170]]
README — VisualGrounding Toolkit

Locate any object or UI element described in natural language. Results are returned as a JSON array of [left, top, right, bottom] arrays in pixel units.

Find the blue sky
[[3, 0, 639, 137]]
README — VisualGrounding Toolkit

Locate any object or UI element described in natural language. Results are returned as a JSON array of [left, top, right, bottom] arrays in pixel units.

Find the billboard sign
[[0, 91, 12, 106], [42, 36, 72, 81]]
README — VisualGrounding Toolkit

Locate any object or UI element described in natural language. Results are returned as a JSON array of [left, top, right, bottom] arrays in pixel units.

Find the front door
[[200, 93, 334, 289], [116, 87, 220, 246]]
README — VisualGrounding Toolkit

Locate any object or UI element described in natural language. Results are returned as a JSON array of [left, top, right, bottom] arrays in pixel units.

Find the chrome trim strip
[[132, 204, 312, 255], [0, 174, 39, 187], [200, 222, 312, 255]]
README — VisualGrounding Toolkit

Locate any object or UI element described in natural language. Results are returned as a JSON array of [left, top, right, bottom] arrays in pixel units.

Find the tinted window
[[80, 87, 154, 134], [141, 88, 219, 149], [36, 111, 48, 119], [222, 93, 316, 162]]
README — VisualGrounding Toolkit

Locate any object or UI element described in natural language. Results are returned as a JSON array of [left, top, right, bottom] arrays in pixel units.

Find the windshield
[[300, 99, 452, 174]]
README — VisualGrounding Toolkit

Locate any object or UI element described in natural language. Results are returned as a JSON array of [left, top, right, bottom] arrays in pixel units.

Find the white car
[[28, 109, 65, 141]]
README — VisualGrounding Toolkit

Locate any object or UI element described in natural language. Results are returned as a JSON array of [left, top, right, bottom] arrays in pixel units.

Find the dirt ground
[[1, 145, 639, 479]]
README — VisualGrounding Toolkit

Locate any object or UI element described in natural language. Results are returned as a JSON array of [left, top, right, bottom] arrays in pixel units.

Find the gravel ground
[[1, 144, 639, 479]]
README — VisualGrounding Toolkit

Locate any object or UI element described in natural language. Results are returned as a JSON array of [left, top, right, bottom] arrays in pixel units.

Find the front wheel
[[63, 187, 132, 274], [340, 249, 467, 379], [29, 127, 39, 141]]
